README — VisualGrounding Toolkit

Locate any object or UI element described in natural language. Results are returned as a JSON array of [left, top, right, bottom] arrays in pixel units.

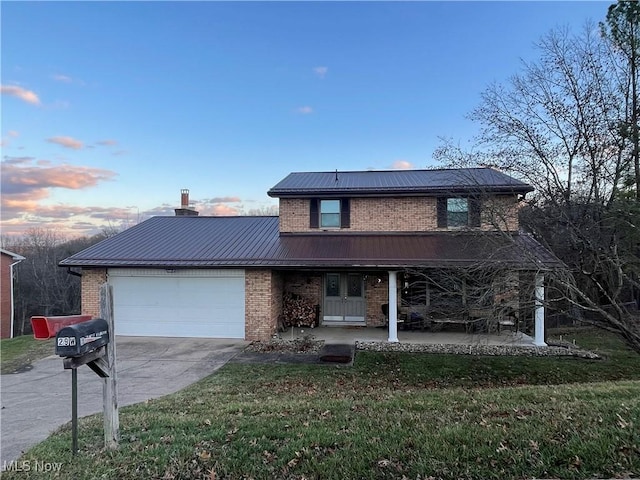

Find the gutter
[[66, 267, 82, 277]]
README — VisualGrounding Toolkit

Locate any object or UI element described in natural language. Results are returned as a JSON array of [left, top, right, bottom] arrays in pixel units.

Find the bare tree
[[435, 18, 640, 351], [242, 205, 279, 216], [6, 229, 113, 335], [602, 0, 640, 198]]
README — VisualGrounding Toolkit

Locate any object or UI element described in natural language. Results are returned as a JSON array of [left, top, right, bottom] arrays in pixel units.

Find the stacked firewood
[[282, 292, 318, 328]]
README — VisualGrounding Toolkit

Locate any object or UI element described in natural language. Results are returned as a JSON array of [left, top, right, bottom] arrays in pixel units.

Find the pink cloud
[[192, 196, 243, 216], [211, 204, 240, 216], [390, 160, 414, 170], [1, 159, 118, 228], [296, 106, 313, 115], [1, 85, 41, 105], [47, 136, 84, 150], [203, 196, 242, 204], [0, 158, 124, 237], [2, 162, 115, 194]]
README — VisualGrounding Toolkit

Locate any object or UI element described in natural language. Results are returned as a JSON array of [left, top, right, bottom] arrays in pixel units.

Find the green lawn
[[0, 335, 54, 374], [4, 329, 640, 480]]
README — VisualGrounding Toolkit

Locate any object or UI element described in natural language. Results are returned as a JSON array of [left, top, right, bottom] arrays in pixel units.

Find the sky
[[1, 1, 611, 238]]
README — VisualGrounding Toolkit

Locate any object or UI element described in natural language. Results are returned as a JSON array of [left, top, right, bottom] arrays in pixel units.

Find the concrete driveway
[[0, 336, 247, 466]]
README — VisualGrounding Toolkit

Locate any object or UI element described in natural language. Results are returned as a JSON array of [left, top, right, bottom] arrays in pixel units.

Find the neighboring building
[[60, 168, 561, 344], [1, 249, 26, 339]]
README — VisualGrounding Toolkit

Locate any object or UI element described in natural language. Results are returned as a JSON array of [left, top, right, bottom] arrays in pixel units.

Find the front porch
[[280, 325, 537, 347], [277, 268, 547, 347]]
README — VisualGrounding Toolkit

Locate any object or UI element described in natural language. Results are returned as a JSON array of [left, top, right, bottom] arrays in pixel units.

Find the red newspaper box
[[31, 315, 93, 340]]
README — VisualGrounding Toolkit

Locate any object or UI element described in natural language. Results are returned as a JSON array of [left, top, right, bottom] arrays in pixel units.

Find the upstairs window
[[437, 197, 481, 228], [447, 198, 469, 228], [320, 200, 341, 228], [310, 198, 350, 229]]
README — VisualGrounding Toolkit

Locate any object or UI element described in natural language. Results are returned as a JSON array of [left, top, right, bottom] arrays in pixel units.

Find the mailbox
[[55, 318, 110, 358]]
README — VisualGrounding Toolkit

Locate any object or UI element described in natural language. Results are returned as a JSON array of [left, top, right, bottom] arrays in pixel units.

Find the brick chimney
[[174, 189, 199, 216]]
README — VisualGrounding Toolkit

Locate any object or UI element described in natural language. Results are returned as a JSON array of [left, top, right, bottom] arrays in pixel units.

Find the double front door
[[323, 273, 366, 325]]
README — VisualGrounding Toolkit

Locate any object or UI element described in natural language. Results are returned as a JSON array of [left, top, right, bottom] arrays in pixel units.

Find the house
[[1, 249, 26, 339], [60, 168, 562, 345]]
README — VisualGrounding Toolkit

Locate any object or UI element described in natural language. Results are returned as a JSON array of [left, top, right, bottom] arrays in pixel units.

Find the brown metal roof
[[268, 168, 534, 197], [60, 216, 561, 270]]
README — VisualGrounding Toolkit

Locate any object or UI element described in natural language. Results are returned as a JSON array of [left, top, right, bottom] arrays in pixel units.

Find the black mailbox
[[55, 318, 109, 357]]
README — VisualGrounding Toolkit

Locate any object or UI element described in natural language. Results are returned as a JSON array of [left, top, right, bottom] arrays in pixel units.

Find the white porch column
[[534, 273, 546, 346], [388, 271, 399, 343]]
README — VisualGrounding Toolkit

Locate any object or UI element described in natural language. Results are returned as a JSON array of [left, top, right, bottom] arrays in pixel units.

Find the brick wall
[[1, 254, 12, 338], [352, 198, 438, 231], [278, 196, 520, 233], [365, 272, 390, 327], [481, 195, 520, 232], [81, 268, 107, 318], [271, 271, 283, 333], [279, 198, 309, 233], [245, 269, 280, 341], [283, 273, 322, 302]]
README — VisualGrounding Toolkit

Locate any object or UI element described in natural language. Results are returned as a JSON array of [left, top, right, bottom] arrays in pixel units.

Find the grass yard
[[0, 335, 54, 374], [4, 329, 640, 480]]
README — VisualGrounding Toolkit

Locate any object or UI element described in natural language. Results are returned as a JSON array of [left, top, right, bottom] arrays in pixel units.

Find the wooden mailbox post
[[52, 283, 119, 454]]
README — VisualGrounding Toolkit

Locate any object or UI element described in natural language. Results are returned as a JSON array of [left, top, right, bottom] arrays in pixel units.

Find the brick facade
[[81, 268, 108, 318], [1, 253, 13, 338], [279, 195, 520, 233], [270, 271, 283, 335], [283, 273, 323, 304], [245, 269, 282, 341], [364, 273, 391, 327], [481, 195, 520, 232]]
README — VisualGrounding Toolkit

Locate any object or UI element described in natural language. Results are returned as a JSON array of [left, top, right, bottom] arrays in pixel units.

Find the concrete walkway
[[0, 337, 247, 466]]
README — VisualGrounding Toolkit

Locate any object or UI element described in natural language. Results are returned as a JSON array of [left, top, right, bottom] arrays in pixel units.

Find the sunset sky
[[1, 1, 609, 238]]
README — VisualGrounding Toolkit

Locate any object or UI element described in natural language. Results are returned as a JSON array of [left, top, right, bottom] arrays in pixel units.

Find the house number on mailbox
[[57, 337, 77, 347]]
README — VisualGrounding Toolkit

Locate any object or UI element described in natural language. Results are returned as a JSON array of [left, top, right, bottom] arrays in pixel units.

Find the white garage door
[[108, 269, 245, 338]]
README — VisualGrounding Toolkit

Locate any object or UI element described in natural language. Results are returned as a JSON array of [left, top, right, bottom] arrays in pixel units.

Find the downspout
[[9, 256, 25, 339]]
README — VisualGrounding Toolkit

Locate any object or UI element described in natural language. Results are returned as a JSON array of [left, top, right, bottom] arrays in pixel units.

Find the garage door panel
[[109, 271, 245, 338]]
